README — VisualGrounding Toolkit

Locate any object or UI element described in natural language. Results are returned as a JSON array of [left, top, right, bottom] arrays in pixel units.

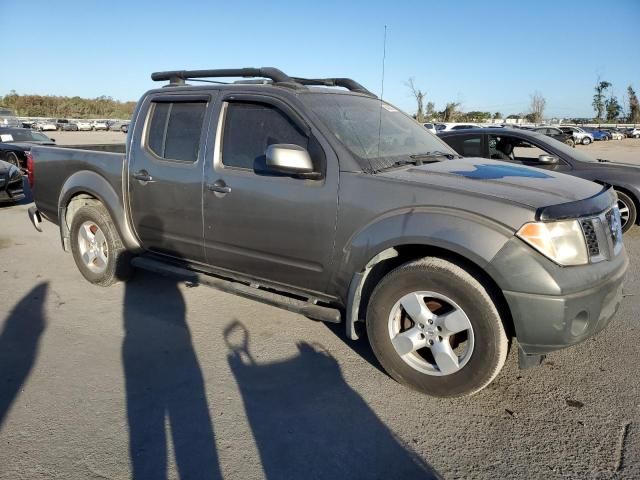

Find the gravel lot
[[1, 140, 639, 479]]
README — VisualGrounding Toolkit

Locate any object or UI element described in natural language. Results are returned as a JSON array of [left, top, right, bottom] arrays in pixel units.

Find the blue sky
[[2, 0, 639, 118]]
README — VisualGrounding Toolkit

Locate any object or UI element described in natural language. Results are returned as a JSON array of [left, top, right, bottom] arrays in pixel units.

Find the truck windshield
[[304, 93, 457, 172]]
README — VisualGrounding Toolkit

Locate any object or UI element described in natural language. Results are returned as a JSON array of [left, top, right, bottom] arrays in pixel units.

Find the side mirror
[[538, 154, 558, 164], [265, 144, 317, 177]]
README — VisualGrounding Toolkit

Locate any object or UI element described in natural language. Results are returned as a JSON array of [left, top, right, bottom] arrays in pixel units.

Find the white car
[[422, 122, 436, 134], [34, 120, 57, 131], [91, 120, 108, 131], [435, 123, 481, 132], [559, 126, 594, 145], [606, 130, 625, 140], [625, 128, 640, 139], [75, 120, 93, 131]]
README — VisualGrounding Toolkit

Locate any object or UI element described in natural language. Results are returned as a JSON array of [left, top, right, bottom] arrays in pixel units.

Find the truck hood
[[380, 157, 603, 210]]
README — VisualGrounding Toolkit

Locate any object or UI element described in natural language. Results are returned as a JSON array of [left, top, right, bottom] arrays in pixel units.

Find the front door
[[203, 97, 339, 294], [128, 94, 213, 262]]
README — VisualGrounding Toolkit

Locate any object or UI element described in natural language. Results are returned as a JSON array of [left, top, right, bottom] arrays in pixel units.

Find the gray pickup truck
[[27, 67, 628, 397]]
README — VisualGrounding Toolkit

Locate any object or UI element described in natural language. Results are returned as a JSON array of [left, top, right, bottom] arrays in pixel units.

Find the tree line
[[406, 77, 640, 124], [0, 91, 136, 119]]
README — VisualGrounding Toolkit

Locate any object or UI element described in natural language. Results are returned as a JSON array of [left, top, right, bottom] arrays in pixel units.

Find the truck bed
[[30, 144, 125, 224]]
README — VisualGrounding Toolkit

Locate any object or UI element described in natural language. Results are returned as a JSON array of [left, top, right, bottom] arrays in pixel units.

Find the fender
[[339, 208, 515, 339], [58, 170, 141, 252]]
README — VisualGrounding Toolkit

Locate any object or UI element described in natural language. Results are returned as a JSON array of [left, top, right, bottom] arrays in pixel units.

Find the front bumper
[[489, 236, 628, 355], [0, 175, 25, 203]]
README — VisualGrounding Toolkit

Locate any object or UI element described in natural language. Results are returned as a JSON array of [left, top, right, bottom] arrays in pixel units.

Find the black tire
[[4, 151, 21, 169], [616, 190, 637, 233], [366, 257, 508, 397], [565, 138, 575, 148], [582, 137, 592, 145], [69, 203, 132, 286]]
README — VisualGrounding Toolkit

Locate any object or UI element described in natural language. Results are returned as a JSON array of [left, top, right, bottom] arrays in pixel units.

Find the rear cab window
[[145, 100, 207, 162]]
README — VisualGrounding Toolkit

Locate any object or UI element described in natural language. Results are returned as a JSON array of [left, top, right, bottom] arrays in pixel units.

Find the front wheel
[[366, 257, 508, 397], [582, 137, 592, 145], [70, 203, 131, 286], [616, 190, 637, 233], [4, 151, 21, 169]]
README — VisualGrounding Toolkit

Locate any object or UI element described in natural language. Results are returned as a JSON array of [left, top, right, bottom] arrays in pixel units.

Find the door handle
[[133, 170, 155, 183], [207, 180, 231, 195]]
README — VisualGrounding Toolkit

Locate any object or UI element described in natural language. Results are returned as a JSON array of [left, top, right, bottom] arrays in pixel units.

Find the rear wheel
[[615, 190, 637, 233], [70, 203, 131, 286], [366, 257, 508, 397], [565, 138, 575, 148]]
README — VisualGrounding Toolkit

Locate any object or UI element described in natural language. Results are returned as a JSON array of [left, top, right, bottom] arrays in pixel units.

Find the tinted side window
[[442, 135, 483, 157], [146, 101, 206, 162], [222, 102, 308, 169]]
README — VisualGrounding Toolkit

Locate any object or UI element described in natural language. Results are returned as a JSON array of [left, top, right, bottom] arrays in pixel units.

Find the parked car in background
[[530, 126, 575, 147], [27, 66, 628, 398], [107, 120, 129, 132], [422, 122, 436, 134], [0, 127, 56, 169], [21, 119, 36, 129], [440, 127, 640, 232], [91, 120, 109, 131], [602, 129, 625, 140], [59, 122, 79, 131], [624, 127, 640, 139], [0, 107, 20, 128], [75, 120, 93, 131], [56, 119, 70, 131], [559, 126, 594, 145], [435, 123, 481, 132], [34, 120, 58, 131], [582, 127, 610, 141], [0, 159, 24, 203], [121, 123, 129, 133]]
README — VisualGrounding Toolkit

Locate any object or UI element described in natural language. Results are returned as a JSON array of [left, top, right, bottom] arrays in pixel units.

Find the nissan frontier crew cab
[[27, 68, 628, 397]]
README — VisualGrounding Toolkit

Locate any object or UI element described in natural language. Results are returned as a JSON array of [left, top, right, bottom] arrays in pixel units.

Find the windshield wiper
[[410, 151, 458, 161], [375, 158, 440, 173]]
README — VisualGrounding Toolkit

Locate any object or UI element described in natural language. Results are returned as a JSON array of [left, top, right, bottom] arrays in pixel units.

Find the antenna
[[376, 25, 388, 164]]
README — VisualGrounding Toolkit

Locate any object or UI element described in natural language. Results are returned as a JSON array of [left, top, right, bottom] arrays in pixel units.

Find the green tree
[[592, 80, 612, 121], [605, 95, 622, 121], [493, 112, 502, 120], [441, 102, 460, 122], [628, 86, 640, 123]]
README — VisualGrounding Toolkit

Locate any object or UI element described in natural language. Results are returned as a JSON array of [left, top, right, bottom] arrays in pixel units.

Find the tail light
[[26, 151, 34, 187]]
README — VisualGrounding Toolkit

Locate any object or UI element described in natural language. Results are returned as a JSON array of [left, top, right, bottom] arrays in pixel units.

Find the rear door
[[202, 95, 339, 294], [128, 93, 215, 262]]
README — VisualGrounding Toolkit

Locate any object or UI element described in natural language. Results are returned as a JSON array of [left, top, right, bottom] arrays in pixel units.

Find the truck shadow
[[122, 271, 221, 480], [224, 320, 440, 480], [0, 283, 48, 429]]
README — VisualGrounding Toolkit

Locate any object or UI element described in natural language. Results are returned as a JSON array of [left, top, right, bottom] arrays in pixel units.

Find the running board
[[131, 256, 342, 324]]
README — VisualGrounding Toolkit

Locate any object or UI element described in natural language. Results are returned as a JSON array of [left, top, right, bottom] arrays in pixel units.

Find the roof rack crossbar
[[151, 67, 295, 85], [292, 77, 375, 96], [150, 68, 375, 96]]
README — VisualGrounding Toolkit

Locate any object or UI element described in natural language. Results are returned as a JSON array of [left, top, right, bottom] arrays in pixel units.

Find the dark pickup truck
[[27, 67, 628, 397]]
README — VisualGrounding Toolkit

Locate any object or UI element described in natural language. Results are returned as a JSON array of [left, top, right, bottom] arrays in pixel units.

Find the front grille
[[581, 219, 600, 257]]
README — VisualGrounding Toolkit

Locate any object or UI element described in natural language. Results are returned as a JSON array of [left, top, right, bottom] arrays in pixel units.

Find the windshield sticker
[[381, 104, 398, 112], [451, 164, 552, 180], [0, 134, 14, 142]]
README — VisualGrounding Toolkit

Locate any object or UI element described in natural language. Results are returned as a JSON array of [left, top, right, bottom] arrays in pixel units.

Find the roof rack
[[150, 67, 375, 96]]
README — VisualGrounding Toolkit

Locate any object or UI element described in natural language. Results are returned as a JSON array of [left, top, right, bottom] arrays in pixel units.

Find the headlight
[[517, 220, 588, 266]]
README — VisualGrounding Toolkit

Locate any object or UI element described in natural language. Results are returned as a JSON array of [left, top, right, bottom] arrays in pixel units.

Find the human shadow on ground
[[0, 283, 48, 428], [123, 270, 221, 479], [225, 320, 440, 480]]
